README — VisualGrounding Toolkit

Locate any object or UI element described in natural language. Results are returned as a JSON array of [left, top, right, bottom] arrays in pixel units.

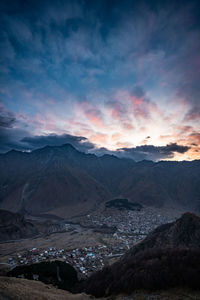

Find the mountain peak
[[61, 143, 77, 150], [128, 212, 200, 256], [178, 211, 200, 221]]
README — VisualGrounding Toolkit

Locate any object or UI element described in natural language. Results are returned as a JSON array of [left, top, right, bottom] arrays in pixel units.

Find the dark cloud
[[89, 143, 190, 161], [0, 117, 192, 161], [184, 106, 200, 122], [164, 143, 190, 154], [0, 104, 16, 128], [0, 104, 27, 152], [0, 127, 30, 153], [115, 143, 190, 161], [21, 133, 95, 152], [0, 105, 97, 153], [0, 129, 96, 154]]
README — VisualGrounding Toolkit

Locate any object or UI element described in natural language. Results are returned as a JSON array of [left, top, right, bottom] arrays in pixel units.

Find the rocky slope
[[0, 209, 38, 241], [0, 209, 66, 241], [0, 144, 199, 217]]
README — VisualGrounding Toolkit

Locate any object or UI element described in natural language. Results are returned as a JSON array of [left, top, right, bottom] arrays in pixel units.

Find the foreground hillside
[[1, 276, 200, 300], [0, 144, 199, 217], [8, 261, 78, 291], [77, 213, 200, 297], [0, 276, 90, 300]]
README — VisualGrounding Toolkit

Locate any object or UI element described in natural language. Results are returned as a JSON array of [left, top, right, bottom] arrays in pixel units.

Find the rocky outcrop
[[0, 209, 38, 241]]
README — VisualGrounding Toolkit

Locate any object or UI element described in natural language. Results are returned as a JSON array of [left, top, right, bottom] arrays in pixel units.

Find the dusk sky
[[0, 0, 200, 161]]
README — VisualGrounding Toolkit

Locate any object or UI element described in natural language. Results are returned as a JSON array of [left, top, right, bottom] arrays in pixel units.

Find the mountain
[[0, 209, 67, 241], [0, 145, 113, 217], [124, 212, 200, 257], [0, 209, 38, 241], [0, 144, 199, 218], [77, 213, 200, 297], [120, 160, 200, 208]]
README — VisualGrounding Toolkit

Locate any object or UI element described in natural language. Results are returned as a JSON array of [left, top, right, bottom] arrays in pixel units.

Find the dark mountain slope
[[80, 247, 200, 297], [125, 212, 200, 257], [120, 160, 200, 209], [0, 209, 38, 241], [0, 144, 200, 217], [77, 213, 200, 297], [0, 144, 134, 217], [0, 145, 111, 216]]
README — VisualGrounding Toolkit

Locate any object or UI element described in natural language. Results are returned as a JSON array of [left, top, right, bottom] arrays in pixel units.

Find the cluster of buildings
[[76, 206, 177, 236], [8, 244, 126, 277], [7, 206, 180, 277]]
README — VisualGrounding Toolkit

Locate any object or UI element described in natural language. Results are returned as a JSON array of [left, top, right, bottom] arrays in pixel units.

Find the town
[[7, 206, 181, 277]]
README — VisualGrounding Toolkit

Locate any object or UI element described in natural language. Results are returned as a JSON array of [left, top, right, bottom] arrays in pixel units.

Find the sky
[[0, 0, 200, 161]]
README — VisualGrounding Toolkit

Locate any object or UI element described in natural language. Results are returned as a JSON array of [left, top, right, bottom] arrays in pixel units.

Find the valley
[[0, 205, 184, 278], [0, 145, 199, 299]]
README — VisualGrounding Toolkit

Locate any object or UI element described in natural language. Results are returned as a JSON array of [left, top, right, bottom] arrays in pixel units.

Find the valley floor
[[0, 206, 187, 277]]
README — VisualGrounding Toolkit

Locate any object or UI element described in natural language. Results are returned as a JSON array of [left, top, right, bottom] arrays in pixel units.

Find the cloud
[[188, 132, 200, 145], [0, 105, 96, 153], [21, 133, 95, 152], [184, 106, 200, 122], [88, 142, 191, 161], [0, 103, 16, 128], [0, 108, 193, 162], [0, 104, 28, 152], [0, 0, 199, 161], [116, 143, 190, 161]]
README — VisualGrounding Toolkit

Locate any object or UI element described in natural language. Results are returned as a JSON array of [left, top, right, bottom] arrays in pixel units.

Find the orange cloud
[[77, 101, 105, 129], [90, 133, 108, 145], [112, 133, 122, 141], [85, 112, 104, 128], [122, 122, 134, 130], [188, 132, 200, 145]]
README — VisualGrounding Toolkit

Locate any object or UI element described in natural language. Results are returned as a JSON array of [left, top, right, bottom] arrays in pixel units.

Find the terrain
[[0, 276, 90, 300], [0, 144, 200, 299], [105, 199, 143, 210], [125, 212, 200, 257], [0, 209, 67, 242], [8, 260, 78, 291], [77, 213, 200, 297], [0, 144, 199, 218], [1, 276, 200, 300], [0, 209, 38, 242], [2, 213, 200, 299]]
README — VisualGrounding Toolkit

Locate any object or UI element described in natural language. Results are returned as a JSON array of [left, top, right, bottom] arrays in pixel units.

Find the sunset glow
[[0, 0, 199, 161]]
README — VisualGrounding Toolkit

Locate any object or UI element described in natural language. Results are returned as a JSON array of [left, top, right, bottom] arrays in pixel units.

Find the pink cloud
[[90, 133, 108, 145]]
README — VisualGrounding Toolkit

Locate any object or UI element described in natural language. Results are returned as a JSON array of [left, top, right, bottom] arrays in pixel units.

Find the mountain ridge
[[0, 144, 199, 217]]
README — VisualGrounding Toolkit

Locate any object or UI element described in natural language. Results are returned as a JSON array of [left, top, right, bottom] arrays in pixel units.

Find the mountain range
[[0, 144, 199, 217]]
